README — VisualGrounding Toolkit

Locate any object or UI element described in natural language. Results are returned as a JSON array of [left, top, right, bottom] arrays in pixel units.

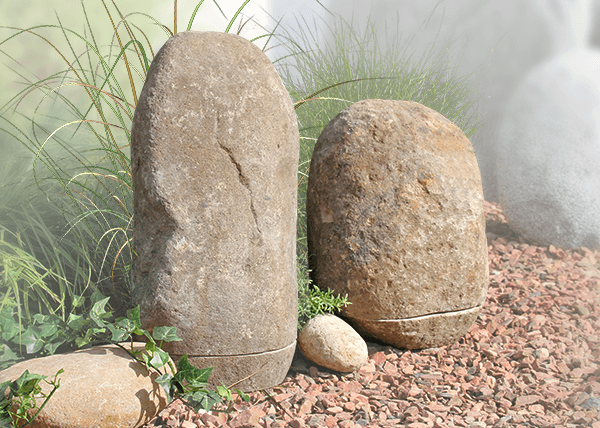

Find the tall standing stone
[[131, 31, 299, 391], [306, 99, 488, 350]]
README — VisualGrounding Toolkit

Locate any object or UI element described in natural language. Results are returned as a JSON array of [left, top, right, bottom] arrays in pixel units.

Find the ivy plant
[[0, 299, 249, 426]]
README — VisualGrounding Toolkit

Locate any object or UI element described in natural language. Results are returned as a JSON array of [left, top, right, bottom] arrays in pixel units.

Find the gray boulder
[[130, 31, 299, 391], [496, 47, 600, 249]]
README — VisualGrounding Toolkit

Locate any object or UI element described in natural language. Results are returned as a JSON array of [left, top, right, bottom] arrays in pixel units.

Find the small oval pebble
[[298, 314, 367, 372]]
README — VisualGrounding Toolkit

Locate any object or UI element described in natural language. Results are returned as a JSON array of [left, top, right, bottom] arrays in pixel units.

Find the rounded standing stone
[[306, 99, 488, 349], [131, 31, 299, 391]]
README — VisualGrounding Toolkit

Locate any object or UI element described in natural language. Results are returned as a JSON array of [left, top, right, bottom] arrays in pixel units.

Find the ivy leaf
[[10, 370, 44, 396], [144, 341, 156, 354], [89, 297, 111, 328], [155, 373, 174, 403], [141, 329, 154, 343], [66, 313, 88, 333], [43, 340, 65, 356], [89, 327, 106, 340], [187, 389, 221, 412], [0, 379, 11, 398], [152, 326, 182, 342], [114, 318, 136, 335], [36, 317, 59, 339], [123, 306, 146, 336], [107, 323, 129, 342], [140, 352, 151, 368], [0, 315, 18, 342], [74, 329, 93, 348], [21, 327, 43, 354], [0, 345, 22, 371], [1, 399, 14, 423], [235, 388, 250, 402], [71, 294, 86, 308], [176, 355, 212, 387], [216, 385, 232, 401], [149, 348, 170, 369], [126, 306, 141, 329], [89, 289, 108, 305]]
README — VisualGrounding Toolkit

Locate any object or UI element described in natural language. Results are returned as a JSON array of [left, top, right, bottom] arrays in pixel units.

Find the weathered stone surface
[[497, 48, 600, 250], [0, 343, 172, 428], [130, 31, 299, 391], [306, 99, 488, 349], [298, 314, 367, 372]]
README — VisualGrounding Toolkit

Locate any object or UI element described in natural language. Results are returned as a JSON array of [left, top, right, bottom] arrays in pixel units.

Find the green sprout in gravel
[[0, 0, 486, 424]]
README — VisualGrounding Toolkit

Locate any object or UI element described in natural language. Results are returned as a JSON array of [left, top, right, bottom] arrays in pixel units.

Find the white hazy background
[[0, 0, 329, 116], [3, 0, 598, 127], [0, 0, 329, 174], [2, 0, 600, 202]]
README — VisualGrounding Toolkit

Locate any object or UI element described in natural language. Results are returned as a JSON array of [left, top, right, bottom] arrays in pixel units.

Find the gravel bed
[[143, 201, 600, 428]]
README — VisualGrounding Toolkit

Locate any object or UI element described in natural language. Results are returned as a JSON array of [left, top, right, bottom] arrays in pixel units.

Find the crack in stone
[[216, 132, 262, 236], [354, 304, 482, 322], [176, 341, 297, 358]]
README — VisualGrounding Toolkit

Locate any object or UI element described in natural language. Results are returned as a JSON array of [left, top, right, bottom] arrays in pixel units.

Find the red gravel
[[143, 201, 600, 428]]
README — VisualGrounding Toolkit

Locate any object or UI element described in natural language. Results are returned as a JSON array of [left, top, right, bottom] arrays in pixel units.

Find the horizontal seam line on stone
[[173, 342, 297, 358], [353, 304, 484, 322]]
